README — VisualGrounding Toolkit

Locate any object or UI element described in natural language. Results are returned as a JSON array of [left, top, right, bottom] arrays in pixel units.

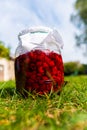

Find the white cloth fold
[[18, 26, 64, 53]]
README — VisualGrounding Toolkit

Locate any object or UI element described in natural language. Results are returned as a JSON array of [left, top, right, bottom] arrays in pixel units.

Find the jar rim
[[18, 26, 52, 37]]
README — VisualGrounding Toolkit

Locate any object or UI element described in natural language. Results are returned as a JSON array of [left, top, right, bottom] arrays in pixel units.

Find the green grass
[[0, 76, 87, 130]]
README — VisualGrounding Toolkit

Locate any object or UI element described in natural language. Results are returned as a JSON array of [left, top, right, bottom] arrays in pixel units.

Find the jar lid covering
[[18, 26, 64, 51]]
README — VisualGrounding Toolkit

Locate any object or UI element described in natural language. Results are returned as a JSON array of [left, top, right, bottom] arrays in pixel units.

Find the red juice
[[15, 49, 64, 96]]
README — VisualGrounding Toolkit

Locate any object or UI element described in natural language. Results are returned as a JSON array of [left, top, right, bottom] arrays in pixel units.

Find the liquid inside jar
[[15, 49, 64, 96]]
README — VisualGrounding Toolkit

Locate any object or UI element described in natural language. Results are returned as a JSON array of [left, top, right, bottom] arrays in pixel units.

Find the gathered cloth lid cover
[[18, 26, 64, 53]]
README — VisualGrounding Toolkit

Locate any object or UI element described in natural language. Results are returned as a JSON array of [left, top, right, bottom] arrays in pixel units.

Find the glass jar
[[15, 26, 64, 96]]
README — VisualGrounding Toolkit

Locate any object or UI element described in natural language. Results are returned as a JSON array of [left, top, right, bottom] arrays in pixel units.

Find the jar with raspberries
[[15, 26, 64, 97]]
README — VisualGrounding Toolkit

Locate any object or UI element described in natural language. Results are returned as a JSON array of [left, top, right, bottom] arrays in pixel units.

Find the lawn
[[0, 76, 87, 130]]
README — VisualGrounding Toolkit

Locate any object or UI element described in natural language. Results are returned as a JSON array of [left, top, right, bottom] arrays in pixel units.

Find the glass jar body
[[15, 48, 64, 96]]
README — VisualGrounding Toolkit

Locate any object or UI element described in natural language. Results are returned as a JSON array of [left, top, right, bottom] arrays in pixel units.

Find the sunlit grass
[[0, 76, 87, 130]]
